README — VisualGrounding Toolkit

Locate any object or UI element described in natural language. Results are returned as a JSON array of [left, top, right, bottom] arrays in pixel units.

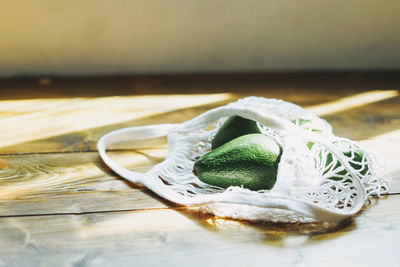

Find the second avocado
[[211, 115, 261, 149], [194, 133, 282, 190]]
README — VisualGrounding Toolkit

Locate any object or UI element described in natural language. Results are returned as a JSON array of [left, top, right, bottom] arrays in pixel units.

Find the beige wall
[[0, 0, 399, 76]]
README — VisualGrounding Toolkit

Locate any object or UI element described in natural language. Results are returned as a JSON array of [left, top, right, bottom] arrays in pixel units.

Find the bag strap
[[97, 124, 177, 184]]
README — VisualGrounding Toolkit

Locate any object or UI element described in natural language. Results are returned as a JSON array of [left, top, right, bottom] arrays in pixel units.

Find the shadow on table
[[134, 186, 357, 247], [1, 72, 399, 100]]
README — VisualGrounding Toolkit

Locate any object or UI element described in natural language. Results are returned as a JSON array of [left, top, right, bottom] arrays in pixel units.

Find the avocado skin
[[194, 134, 281, 190], [325, 149, 369, 181], [212, 116, 261, 149], [307, 142, 369, 181]]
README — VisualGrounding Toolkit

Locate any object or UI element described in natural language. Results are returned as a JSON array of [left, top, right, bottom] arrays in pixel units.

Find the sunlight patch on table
[[77, 209, 200, 239], [306, 90, 398, 116], [0, 149, 166, 201], [0, 93, 233, 148], [367, 129, 400, 140], [359, 129, 400, 183]]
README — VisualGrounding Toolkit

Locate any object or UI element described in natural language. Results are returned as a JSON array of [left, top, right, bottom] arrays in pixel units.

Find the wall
[[0, 0, 399, 76]]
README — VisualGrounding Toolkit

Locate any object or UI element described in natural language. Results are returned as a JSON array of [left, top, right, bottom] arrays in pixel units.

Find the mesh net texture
[[100, 97, 391, 223]]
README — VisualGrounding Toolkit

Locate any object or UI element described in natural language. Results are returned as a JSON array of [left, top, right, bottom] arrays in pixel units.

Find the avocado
[[212, 116, 261, 149], [194, 133, 281, 190], [324, 149, 369, 181], [307, 140, 369, 181]]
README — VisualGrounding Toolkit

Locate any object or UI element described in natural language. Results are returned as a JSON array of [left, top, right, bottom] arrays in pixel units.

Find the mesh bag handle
[[98, 124, 176, 184]]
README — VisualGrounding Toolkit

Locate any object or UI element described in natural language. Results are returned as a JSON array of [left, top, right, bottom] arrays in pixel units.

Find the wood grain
[[0, 94, 232, 154], [0, 74, 399, 266], [0, 146, 398, 218], [0, 150, 170, 216], [0, 91, 398, 154], [0, 74, 398, 154], [0, 195, 399, 266]]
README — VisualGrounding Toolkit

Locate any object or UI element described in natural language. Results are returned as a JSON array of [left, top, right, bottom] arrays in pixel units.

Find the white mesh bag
[[98, 97, 390, 223]]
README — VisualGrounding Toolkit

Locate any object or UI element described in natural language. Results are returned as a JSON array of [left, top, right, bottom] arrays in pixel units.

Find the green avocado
[[194, 133, 282, 190], [324, 149, 369, 181], [212, 116, 261, 149], [306, 141, 369, 181]]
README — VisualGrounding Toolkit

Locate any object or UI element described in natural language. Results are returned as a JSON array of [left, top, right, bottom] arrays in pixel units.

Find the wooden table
[[0, 73, 399, 266]]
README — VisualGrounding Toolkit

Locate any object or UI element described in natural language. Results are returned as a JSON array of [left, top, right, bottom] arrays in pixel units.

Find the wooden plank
[[0, 144, 398, 218], [0, 150, 170, 216], [0, 91, 331, 154], [0, 194, 399, 266], [322, 96, 400, 140], [0, 81, 398, 154], [0, 74, 398, 266], [0, 94, 232, 154]]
